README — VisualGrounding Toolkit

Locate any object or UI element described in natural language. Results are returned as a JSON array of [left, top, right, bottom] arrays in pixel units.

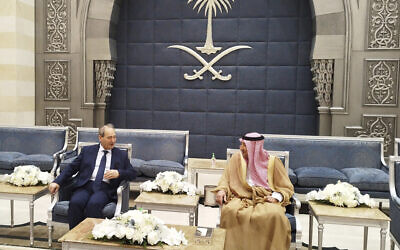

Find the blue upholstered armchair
[[226, 149, 302, 250], [57, 127, 189, 191], [47, 143, 132, 247], [389, 155, 400, 250]]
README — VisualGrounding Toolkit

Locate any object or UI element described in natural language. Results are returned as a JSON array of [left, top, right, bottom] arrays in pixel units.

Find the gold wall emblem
[[169, 0, 251, 81]]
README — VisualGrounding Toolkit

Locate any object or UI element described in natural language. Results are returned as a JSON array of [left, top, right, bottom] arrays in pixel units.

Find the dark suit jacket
[[54, 144, 137, 200]]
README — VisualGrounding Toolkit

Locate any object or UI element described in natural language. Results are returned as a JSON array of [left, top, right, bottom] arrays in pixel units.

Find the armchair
[[47, 143, 132, 247], [225, 149, 302, 250], [389, 156, 400, 250], [57, 127, 189, 191]]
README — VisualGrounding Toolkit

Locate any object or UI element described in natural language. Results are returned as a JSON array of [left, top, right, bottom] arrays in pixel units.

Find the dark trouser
[[68, 181, 111, 229]]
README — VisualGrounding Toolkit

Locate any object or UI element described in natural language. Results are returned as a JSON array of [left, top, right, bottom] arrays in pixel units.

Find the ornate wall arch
[[309, 0, 350, 135]]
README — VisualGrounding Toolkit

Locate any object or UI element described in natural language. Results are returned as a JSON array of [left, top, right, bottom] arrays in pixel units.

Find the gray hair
[[98, 123, 115, 137]]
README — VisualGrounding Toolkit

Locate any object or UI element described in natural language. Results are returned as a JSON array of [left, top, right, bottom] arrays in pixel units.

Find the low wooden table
[[59, 218, 226, 249], [134, 192, 200, 226], [187, 158, 226, 195], [308, 200, 390, 250], [0, 182, 49, 246]]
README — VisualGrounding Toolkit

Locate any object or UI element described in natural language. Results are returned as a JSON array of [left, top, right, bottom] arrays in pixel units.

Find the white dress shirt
[[91, 144, 112, 183]]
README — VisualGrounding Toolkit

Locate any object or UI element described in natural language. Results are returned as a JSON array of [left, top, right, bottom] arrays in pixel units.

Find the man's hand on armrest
[[48, 182, 60, 195]]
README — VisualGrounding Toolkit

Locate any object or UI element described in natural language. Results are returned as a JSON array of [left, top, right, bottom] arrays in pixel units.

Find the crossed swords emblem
[[169, 0, 251, 81], [168, 45, 251, 81]]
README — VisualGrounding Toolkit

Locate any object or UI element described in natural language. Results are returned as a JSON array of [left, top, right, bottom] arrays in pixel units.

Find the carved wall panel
[[45, 108, 82, 145], [345, 115, 396, 155], [45, 0, 69, 52], [365, 60, 399, 106], [36, 0, 121, 128], [368, 0, 400, 49], [311, 59, 334, 108], [94, 60, 116, 104], [45, 60, 69, 100]]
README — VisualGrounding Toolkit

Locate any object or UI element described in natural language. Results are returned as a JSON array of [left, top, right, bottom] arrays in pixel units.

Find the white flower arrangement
[[140, 171, 197, 196], [92, 210, 188, 246], [0, 165, 53, 187], [306, 181, 376, 208]]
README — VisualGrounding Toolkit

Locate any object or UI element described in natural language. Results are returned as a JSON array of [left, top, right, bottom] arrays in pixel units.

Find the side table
[[134, 192, 200, 226], [59, 217, 226, 249], [187, 158, 226, 196], [308, 200, 390, 250], [0, 182, 49, 246]]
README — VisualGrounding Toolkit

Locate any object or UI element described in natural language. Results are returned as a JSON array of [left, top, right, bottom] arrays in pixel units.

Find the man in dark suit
[[48, 124, 137, 229]]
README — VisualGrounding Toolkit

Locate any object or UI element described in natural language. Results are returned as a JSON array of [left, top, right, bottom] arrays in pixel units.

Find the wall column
[[311, 59, 334, 135], [0, 0, 35, 125]]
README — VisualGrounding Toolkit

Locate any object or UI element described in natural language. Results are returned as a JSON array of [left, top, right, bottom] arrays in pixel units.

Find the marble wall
[[0, 0, 35, 125]]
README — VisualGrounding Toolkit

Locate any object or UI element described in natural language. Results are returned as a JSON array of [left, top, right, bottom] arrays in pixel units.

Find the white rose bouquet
[[306, 181, 376, 208], [92, 210, 187, 246], [140, 171, 197, 196], [0, 165, 53, 187]]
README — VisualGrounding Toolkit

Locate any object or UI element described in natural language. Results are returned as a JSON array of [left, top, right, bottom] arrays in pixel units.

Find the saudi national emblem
[[169, 0, 251, 81]]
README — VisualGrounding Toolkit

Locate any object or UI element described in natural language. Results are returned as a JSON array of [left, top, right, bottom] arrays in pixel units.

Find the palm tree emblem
[[169, 0, 250, 81], [187, 0, 234, 55]]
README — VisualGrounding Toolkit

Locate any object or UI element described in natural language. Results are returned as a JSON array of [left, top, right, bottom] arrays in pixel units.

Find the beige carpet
[[0, 222, 67, 250]]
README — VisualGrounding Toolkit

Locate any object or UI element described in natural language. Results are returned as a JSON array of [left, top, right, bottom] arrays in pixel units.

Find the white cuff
[[271, 192, 283, 202]]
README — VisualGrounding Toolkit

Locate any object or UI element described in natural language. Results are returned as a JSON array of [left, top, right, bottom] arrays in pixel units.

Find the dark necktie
[[94, 150, 108, 190]]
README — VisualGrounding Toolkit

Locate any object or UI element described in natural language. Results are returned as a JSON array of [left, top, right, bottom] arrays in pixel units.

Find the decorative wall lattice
[[365, 60, 399, 106], [346, 115, 396, 155], [45, 108, 82, 145], [368, 0, 400, 49], [45, 60, 69, 100], [311, 59, 334, 108], [94, 60, 116, 103], [46, 0, 68, 52]]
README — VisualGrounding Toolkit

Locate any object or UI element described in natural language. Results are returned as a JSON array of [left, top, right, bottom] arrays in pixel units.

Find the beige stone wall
[[0, 0, 35, 125]]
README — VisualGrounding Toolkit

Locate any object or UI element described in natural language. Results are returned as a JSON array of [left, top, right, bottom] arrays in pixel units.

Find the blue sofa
[[58, 127, 189, 190], [261, 134, 389, 199], [389, 155, 400, 249], [0, 126, 68, 174]]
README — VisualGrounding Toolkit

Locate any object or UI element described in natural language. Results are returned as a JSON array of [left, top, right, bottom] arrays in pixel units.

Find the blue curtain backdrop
[[110, 0, 317, 158]]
